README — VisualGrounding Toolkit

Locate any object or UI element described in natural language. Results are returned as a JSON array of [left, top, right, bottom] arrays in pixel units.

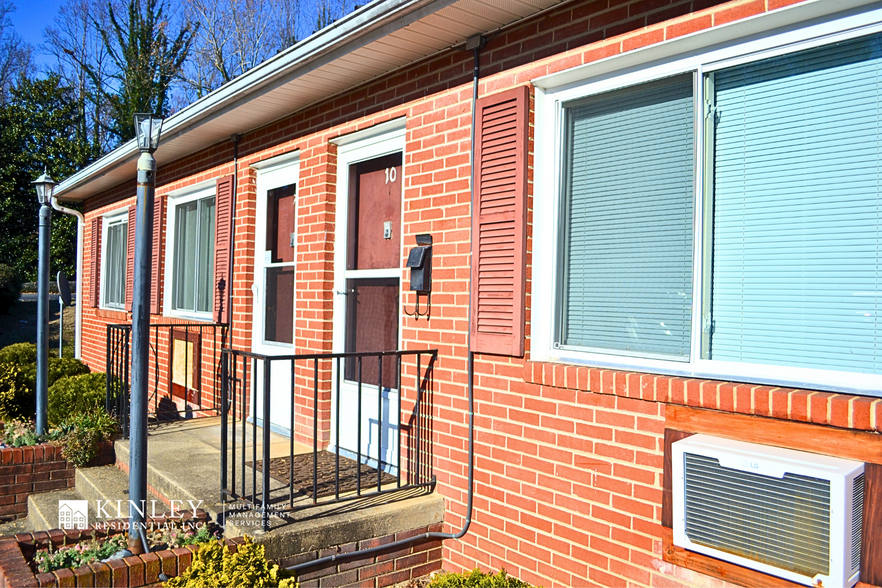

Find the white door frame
[[250, 151, 300, 436], [330, 120, 406, 471]]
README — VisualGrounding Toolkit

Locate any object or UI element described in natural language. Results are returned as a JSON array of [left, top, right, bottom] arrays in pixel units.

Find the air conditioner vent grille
[[852, 473, 864, 571], [684, 453, 831, 578]]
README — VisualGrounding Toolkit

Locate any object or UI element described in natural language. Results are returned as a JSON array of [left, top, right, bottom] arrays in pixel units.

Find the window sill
[[94, 308, 129, 320], [522, 360, 882, 434]]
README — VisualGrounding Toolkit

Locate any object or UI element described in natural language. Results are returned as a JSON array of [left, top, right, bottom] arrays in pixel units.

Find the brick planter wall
[[0, 441, 115, 521], [0, 510, 211, 588], [280, 524, 444, 588], [0, 521, 442, 588]]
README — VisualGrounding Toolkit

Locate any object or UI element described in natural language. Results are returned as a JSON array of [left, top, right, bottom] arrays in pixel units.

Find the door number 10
[[384, 167, 397, 184]]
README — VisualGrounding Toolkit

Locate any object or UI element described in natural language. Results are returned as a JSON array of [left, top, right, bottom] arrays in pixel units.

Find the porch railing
[[220, 348, 437, 531], [106, 323, 229, 437]]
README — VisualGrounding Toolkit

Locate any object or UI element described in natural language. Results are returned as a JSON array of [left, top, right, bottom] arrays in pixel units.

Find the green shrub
[[48, 372, 103, 427], [0, 420, 64, 447], [0, 363, 34, 421], [163, 537, 297, 588], [0, 342, 37, 365], [428, 569, 535, 588], [0, 265, 22, 316], [58, 409, 118, 467], [49, 357, 91, 384]]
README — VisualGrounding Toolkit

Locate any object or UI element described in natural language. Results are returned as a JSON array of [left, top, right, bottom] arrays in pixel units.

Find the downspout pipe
[[49, 198, 84, 359], [286, 35, 484, 575]]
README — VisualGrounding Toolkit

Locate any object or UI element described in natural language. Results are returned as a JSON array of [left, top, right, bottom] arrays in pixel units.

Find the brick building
[[54, 0, 882, 586]]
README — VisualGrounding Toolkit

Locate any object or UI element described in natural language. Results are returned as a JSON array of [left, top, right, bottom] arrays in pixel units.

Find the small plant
[[163, 536, 298, 588], [147, 520, 222, 550], [0, 264, 22, 316], [58, 409, 118, 467], [32, 533, 128, 574], [48, 372, 103, 427], [427, 569, 536, 588], [0, 419, 64, 448]]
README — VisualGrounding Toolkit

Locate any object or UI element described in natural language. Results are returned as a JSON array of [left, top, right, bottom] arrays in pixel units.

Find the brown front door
[[344, 152, 402, 388]]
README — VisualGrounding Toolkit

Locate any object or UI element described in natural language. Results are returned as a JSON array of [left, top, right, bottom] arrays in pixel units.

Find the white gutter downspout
[[49, 198, 84, 359]]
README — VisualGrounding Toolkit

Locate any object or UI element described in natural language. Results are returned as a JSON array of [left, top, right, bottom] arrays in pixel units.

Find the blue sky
[[9, 0, 66, 68]]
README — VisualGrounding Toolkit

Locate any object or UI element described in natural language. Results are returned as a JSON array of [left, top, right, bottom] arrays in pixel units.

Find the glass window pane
[[711, 33, 882, 374], [173, 201, 198, 311], [558, 75, 694, 359], [344, 278, 399, 388], [265, 266, 294, 344], [105, 221, 127, 308], [197, 197, 215, 313]]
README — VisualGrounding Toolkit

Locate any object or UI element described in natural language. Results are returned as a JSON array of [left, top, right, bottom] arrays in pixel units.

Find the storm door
[[251, 155, 299, 435], [332, 128, 404, 474]]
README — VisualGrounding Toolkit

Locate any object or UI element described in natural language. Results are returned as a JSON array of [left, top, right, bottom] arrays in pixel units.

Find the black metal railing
[[106, 323, 230, 437], [220, 348, 437, 530]]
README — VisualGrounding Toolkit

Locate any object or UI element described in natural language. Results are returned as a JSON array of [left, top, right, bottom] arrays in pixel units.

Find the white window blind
[[104, 220, 127, 308], [172, 196, 215, 314], [558, 75, 694, 359], [710, 34, 882, 374]]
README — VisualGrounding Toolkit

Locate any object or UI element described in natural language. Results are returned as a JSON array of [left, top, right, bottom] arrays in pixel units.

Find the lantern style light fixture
[[134, 113, 164, 153], [31, 171, 57, 205]]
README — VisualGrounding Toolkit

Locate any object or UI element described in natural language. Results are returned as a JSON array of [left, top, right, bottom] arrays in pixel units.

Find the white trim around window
[[100, 209, 129, 311], [532, 2, 882, 395], [163, 180, 217, 321]]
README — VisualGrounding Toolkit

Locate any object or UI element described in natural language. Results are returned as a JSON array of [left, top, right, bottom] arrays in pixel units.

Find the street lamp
[[129, 114, 163, 553], [31, 171, 56, 436]]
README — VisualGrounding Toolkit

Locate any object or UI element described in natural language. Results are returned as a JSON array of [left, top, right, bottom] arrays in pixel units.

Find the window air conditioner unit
[[672, 434, 864, 588]]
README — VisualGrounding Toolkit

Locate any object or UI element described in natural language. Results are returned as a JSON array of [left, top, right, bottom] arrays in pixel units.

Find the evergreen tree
[[0, 75, 90, 281]]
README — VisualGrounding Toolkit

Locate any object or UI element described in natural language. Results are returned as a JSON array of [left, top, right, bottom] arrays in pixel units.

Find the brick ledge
[[524, 361, 882, 433]]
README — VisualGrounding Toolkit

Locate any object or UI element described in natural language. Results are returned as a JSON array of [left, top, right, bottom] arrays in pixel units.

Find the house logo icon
[[58, 500, 88, 530]]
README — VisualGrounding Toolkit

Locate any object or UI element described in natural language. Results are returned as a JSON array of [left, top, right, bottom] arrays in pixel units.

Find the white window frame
[[163, 180, 217, 321], [252, 151, 300, 350], [532, 1, 882, 395], [100, 209, 129, 311]]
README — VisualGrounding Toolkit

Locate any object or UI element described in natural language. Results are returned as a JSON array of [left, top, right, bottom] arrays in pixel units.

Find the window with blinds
[[551, 27, 882, 387], [102, 215, 128, 309], [557, 75, 694, 360], [709, 34, 882, 375], [172, 195, 216, 314]]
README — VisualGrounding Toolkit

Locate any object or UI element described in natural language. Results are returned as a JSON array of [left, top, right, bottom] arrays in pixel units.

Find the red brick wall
[[71, 0, 882, 586], [0, 443, 114, 520]]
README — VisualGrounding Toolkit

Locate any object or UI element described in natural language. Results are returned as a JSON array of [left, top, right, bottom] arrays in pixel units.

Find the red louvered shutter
[[469, 85, 529, 357], [151, 196, 164, 315], [124, 206, 136, 312], [89, 217, 102, 308], [213, 175, 234, 323]]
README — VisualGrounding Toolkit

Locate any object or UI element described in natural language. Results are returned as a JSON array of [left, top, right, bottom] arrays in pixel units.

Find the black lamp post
[[129, 113, 162, 553], [31, 171, 56, 436]]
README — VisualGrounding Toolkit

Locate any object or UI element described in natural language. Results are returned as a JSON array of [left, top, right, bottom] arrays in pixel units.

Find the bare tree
[[180, 0, 287, 100], [0, 1, 33, 102], [44, 0, 114, 154]]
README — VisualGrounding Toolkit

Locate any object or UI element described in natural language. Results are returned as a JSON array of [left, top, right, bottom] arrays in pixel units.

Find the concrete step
[[76, 465, 165, 523], [115, 436, 224, 521], [27, 488, 90, 532]]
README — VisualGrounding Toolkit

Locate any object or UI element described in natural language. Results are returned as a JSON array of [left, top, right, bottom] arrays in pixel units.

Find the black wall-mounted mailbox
[[406, 234, 433, 293]]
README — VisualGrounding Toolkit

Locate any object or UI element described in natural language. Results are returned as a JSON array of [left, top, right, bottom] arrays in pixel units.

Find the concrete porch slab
[[114, 416, 444, 561]]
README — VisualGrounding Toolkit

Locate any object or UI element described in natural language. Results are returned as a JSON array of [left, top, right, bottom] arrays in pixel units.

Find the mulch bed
[[249, 451, 397, 498]]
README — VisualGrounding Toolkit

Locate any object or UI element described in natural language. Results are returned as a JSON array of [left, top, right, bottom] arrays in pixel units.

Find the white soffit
[[56, 0, 561, 201]]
